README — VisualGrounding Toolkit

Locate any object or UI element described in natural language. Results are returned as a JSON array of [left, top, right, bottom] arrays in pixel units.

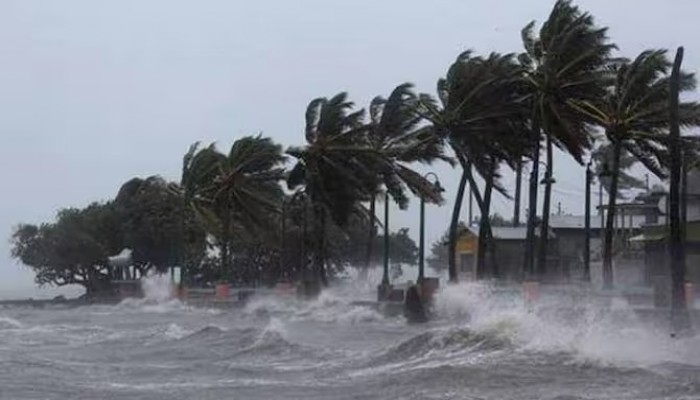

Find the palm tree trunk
[[602, 139, 622, 290], [513, 159, 523, 227], [220, 207, 231, 283], [537, 135, 554, 278], [669, 46, 690, 334], [476, 175, 494, 279], [524, 124, 541, 278], [362, 195, 377, 279], [313, 203, 328, 287], [448, 167, 469, 283], [382, 193, 391, 285]]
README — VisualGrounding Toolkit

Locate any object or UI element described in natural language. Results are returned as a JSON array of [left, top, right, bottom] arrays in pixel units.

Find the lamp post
[[584, 162, 592, 282], [538, 160, 555, 277], [598, 162, 613, 289], [419, 173, 444, 282]]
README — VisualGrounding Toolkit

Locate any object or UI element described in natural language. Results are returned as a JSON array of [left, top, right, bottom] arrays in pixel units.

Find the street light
[[538, 160, 556, 185], [419, 172, 445, 282]]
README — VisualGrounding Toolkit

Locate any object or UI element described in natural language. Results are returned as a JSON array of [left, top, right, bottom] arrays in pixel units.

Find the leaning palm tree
[[591, 141, 647, 200], [364, 83, 448, 283], [181, 136, 286, 281], [520, 0, 615, 278], [418, 51, 530, 281], [570, 49, 700, 288], [287, 92, 377, 287]]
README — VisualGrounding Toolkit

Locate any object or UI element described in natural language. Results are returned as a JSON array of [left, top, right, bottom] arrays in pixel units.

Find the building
[[454, 225, 556, 282]]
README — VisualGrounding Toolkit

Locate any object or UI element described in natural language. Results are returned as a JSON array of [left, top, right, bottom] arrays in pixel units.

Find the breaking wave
[[433, 282, 700, 367]]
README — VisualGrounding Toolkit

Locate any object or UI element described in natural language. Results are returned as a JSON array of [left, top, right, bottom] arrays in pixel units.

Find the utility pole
[[669, 46, 690, 335], [513, 160, 522, 227], [584, 162, 592, 282]]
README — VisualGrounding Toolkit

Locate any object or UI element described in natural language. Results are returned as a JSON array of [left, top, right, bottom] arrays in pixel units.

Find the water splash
[[141, 272, 176, 303], [434, 281, 700, 367]]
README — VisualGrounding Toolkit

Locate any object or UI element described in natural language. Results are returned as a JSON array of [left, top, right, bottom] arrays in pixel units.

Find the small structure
[[454, 225, 557, 282], [549, 213, 646, 282], [107, 248, 144, 299]]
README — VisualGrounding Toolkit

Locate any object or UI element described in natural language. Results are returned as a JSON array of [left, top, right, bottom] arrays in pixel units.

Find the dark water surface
[[1, 278, 699, 400]]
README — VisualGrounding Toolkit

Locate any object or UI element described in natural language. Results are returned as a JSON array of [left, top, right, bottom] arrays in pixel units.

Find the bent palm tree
[[571, 49, 700, 288], [181, 136, 286, 281], [287, 92, 376, 286], [418, 51, 529, 281], [520, 0, 615, 278], [365, 83, 449, 283]]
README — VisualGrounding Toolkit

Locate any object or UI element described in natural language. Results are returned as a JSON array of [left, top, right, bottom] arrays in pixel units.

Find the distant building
[[454, 225, 556, 282]]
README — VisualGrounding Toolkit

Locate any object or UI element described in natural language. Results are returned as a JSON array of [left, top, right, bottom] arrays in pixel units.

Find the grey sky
[[1, 0, 698, 298]]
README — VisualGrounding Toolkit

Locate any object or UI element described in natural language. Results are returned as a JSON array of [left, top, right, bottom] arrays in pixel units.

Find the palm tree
[[520, 0, 615, 278], [570, 49, 700, 289], [287, 92, 376, 287], [418, 51, 529, 281], [591, 142, 647, 200], [181, 136, 286, 281], [365, 83, 449, 283]]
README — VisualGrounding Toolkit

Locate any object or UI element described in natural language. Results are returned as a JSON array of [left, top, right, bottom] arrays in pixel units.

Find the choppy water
[[1, 274, 700, 400]]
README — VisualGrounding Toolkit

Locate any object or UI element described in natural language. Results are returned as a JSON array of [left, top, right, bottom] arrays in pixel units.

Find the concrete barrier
[[419, 277, 440, 302], [215, 283, 230, 300]]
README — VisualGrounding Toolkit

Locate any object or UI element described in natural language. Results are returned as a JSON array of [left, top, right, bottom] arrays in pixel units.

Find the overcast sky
[[1, 0, 698, 298]]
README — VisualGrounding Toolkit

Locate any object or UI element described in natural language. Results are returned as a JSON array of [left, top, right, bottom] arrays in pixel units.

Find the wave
[[243, 290, 386, 325], [0, 316, 23, 329], [433, 282, 700, 368]]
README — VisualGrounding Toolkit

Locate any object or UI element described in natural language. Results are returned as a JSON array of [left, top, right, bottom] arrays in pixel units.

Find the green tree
[[365, 83, 448, 282], [520, 0, 615, 278], [181, 136, 286, 282], [11, 203, 122, 296], [287, 93, 376, 286], [591, 142, 646, 200], [419, 51, 529, 281], [571, 49, 700, 288], [114, 176, 207, 277]]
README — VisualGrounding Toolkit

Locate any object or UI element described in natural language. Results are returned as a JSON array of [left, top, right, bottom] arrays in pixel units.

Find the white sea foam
[[0, 316, 23, 329], [434, 281, 700, 367]]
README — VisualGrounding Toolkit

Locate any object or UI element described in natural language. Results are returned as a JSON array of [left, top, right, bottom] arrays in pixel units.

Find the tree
[[180, 136, 286, 282], [287, 93, 375, 286], [591, 142, 646, 200], [365, 83, 448, 283], [571, 49, 700, 288], [114, 176, 206, 277], [11, 203, 122, 296], [419, 51, 529, 281], [520, 0, 615, 278]]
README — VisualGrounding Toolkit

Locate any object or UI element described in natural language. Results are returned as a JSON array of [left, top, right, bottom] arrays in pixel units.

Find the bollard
[[419, 277, 440, 303], [522, 281, 540, 305], [215, 283, 230, 300], [685, 282, 695, 309], [177, 285, 188, 300]]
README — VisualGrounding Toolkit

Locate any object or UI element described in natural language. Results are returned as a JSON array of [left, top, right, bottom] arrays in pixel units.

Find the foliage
[[180, 135, 286, 279], [11, 203, 121, 294], [521, 0, 615, 162], [591, 142, 646, 199], [367, 83, 449, 208], [114, 176, 206, 273]]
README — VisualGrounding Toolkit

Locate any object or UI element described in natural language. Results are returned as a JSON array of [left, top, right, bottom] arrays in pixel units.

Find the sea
[[1, 271, 699, 400]]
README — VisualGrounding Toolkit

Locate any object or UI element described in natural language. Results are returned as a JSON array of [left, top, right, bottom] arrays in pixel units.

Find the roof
[[466, 225, 555, 240], [548, 214, 647, 230]]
